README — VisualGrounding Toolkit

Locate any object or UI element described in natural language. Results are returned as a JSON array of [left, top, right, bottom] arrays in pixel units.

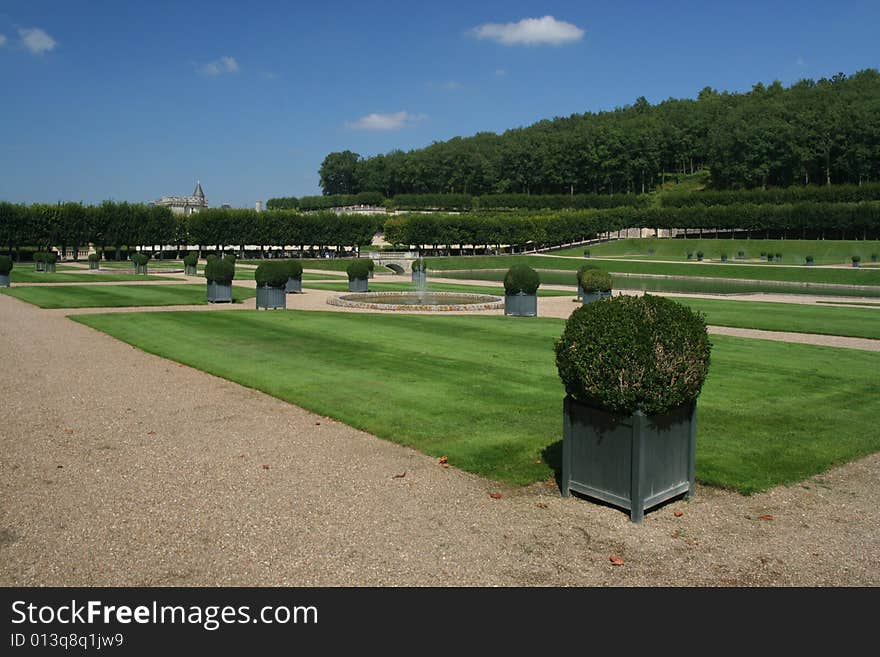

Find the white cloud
[[18, 27, 57, 54], [345, 111, 427, 131], [0, 35, 7, 47], [495, 68, 507, 77], [469, 16, 584, 46], [199, 56, 239, 77]]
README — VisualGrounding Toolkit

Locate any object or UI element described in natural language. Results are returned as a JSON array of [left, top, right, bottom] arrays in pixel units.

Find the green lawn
[[435, 269, 880, 298], [302, 280, 572, 297], [674, 298, 880, 340], [9, 270, 177, 283], [2, 284, 256, 308], [72, 310, 880, 494], [424, 255, 880, 286], [551, 238, 880, 265]]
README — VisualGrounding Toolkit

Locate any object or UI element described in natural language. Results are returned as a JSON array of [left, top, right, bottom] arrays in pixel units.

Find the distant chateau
[[153, 181, 208, 215]]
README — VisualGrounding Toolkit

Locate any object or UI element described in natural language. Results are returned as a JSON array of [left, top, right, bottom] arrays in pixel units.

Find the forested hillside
[[318, 69, 880, 197]]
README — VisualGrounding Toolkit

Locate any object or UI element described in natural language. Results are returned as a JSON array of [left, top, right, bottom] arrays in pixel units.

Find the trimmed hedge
[[346, 259, 372, 281], [0, 255, 13, 275], [206, 256, 235, 284], [660, 182, 880, 208], [255, 261, 288, 288], [555, 295, 711, 416], [578, 269, 612, 293], [283, 259, 304, 279], [503, 264, 540, 295]]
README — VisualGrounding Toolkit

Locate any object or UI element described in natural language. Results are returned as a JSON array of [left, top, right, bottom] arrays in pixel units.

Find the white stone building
[[153, 181, 208, 215]]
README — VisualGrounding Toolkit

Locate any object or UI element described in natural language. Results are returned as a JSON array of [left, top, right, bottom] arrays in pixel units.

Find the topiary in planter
[[367, 259, 376, 279], [805, 255, 814, 265], [411, 258, 428, 284], [775, 253, 782, 263], [87, 253, 100, 270], [555, 295, 712, 522], [0, 255, 13, 287], [183, 252, 199, 275], [871, 253, 878, 263], [578, 269, 612, 305], [347, 259, 372, 292], [255, 261, 288, 309], [575, 264, 599, 299], [33, 252, 45, 272], [686, 251, 693, 260], [583, 250, 591, 258], [205, 256, 235, 303], [503, 264, 540, 316], [131, 253, 150, 275], [737, 250, 745, 260], [852, 255, 861, 268], [284, 259, 304, 293], [696, 250, 704, 261], [720, 253, 728, 262], [44, 251, 58, 273]]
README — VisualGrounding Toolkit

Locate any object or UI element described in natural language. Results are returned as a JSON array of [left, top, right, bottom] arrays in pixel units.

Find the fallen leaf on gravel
[[392, 471, 406, 479], [536, 502, 548, 509], [758, 514, 775, 521], [315, 422, 321, 426], [545, 478, 556, 487], [56, 465, 63, 469], [63, 428, 74, 434], [438, 456, 448, 465], [609, 555, 625, 566], [489, 492, 502, 499], [261, 464, 270, 470], [674, 511, 683, 517], [147, 431, 156, 436]]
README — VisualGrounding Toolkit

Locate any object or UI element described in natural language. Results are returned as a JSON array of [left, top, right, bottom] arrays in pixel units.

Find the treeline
[[659, 182, 880, 207], [317, 69, 880, 196], [384, 203, 880, 249]]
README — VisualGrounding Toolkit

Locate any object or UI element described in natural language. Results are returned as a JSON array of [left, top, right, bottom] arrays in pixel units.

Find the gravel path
[[1, 293, 879, 586]]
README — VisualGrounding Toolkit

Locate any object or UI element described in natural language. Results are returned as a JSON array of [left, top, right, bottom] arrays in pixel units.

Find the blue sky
[[0, 0, 877, 207]]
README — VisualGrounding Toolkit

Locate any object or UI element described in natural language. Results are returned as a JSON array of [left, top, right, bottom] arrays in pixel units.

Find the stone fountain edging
[[327, 291, 505, 312]]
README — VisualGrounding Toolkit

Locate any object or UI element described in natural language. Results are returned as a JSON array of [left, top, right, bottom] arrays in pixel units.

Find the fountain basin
[[328, 291, 504, 311]]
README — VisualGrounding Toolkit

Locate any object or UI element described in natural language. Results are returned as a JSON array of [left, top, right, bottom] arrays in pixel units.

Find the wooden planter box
[[581, 290, 612, 305], [185, 265, 198, 276], [349, 278, 369, 292], [256, 285, 286, 309], [562, 396, 697, 523], [0, 274, 9, 287], [504, 292, 537, 317], [206, 281, 233, 303], [285, 276, 302, 293], [412, 271, 427, 285]]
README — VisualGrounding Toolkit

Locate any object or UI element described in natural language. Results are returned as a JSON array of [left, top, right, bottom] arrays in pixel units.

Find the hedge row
[[660, 183, 880, 208], [267, 192, 385, 211]]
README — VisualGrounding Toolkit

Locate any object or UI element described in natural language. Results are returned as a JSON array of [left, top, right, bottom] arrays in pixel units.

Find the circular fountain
[[328, 291, 504, 311]]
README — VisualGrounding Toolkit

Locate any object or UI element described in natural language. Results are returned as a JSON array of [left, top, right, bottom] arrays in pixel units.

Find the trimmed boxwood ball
[[412, 258, 427, 272], [206, 257, 236, 284], [0, 255, 13, 275], [284, 259, 303, 279], [255, 260, 289, 288], [503, 264, 540, 295], [578, 268, 612, 293], [555, 295, 711, 416], [346, 259, 372, 282], [44, 251, 58, 264]]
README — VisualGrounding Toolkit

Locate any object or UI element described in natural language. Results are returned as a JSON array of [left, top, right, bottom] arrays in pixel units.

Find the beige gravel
[[1, 293, 879, 586]]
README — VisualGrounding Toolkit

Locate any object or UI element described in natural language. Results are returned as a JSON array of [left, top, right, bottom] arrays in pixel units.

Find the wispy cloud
[[0, 35, 7, 47], [198, 56, 239, 77], [18, 27, 57, 54], [495, 68, 507, 77], [261, 71, 278, 80], [345, 111, 427, 131], [796, 57, 807, 68], [469, 16, 584, 46]]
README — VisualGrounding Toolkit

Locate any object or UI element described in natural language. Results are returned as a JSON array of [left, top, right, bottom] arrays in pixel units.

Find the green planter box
[[852, 261, 861, 268], [0, 274, 9, 287], [34, 261, 44, 272], [581, 290, 611, 305], [185, 265, 198, 276], [285, 277, 302, 293], [504, 292, 537, 317], [135, 264, 148, 275], [349, 278, 369, 292], [412, 271, 427, 285], [206, 282, 233, 303], [43, 262, 56, 273], [88, 261, 99, 270], [256, 285, 286, 309], [562, 396, 697, 523]]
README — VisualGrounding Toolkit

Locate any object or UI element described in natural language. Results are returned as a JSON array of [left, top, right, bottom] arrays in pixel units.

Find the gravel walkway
[[1, 293, 879, 586]]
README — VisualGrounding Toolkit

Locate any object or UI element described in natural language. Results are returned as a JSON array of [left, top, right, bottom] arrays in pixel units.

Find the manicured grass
[[9, 270, 177, 283], [73, 310, 880, 494], [436, 269, 880, 298], [2, 284, 256, 308], [552, 238, 880, 265], [302, 280, 572, 297], [425, 255, 880, 286], [816, 301, 880, 308], [673, 298, 880, 340]]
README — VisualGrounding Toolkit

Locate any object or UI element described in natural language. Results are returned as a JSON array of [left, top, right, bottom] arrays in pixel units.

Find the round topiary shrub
[[412, 258, 427, 272], [852, 255, 861, 264], [206, 257, 235, 284], [555, 295, 711, 416], [0, 255, 13, 275], [503, 264, 540, 295], [255, 260, 288, 288], [183, 252, 198, 267], [578, 268, 612, 293], [45, 251, 58, 264], [284, 259, 303, 279], [346, 259, 372, 282]]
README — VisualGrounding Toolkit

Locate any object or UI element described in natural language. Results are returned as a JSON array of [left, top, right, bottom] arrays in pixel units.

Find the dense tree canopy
[[317, 70, 880, 196]]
